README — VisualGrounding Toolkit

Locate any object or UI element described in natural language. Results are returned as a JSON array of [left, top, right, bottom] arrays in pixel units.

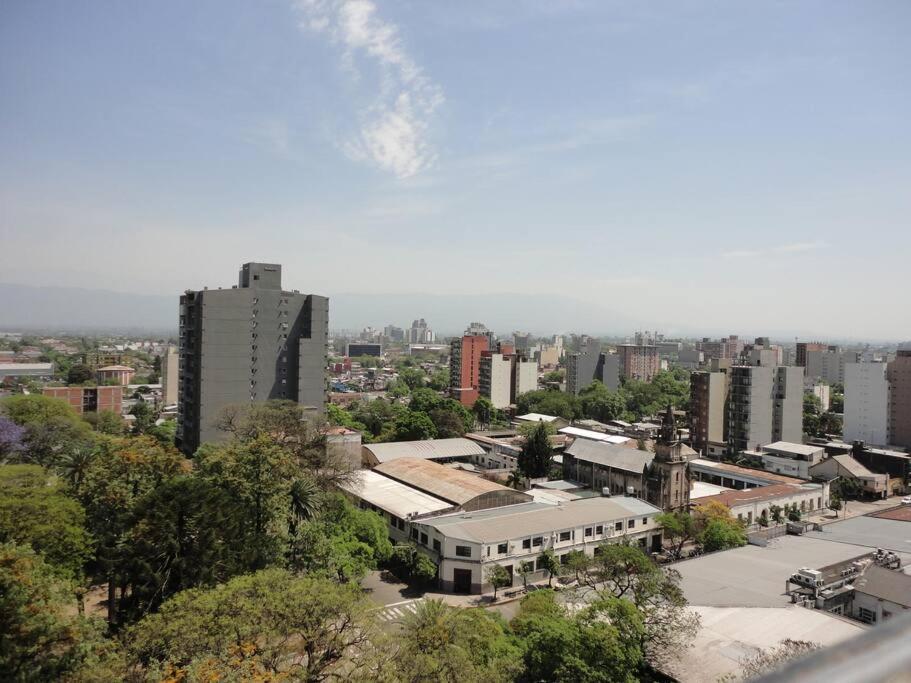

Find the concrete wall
[[774, 366, 804, 444], [600, 353, 620, 391]]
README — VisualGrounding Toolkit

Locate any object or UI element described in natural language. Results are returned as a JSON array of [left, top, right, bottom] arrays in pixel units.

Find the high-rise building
[[728, 365, 802, 453], [803, 346, 860, 384], [176, 263, 328, 456], [478, 351, 538, 409], [690, 369, 730, 455], [599, 352, 621, 391], [617, 343, 660, 382], [565, 337, 601, 395], [449, 334, 489, 406], [887, 347, 911, 448], [161, 346, 179, 406], [408, 319, 434, 344], [383, 325, 405, 342], [700, 335, 744, 361], [795, 342, 830, 368], [844, 362, 889, 446]]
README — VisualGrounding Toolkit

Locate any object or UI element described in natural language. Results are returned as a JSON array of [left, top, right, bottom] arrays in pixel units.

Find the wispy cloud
[[295, 0, 444, 178], [721, 242, 827, 259]]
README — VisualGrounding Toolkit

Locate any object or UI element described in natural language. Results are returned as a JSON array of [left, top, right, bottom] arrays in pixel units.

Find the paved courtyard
[[804, 515, 911, 554]]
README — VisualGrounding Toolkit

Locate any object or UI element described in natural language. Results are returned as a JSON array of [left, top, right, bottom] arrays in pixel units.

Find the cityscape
[[2, 2, 910, 683]]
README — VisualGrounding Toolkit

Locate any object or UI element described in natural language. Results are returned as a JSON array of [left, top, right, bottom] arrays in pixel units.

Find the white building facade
[[844, 362, 889, 446]]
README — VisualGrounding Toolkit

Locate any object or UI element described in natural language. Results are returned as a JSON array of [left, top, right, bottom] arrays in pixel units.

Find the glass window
[[559, 531, 571, 542], [642, 517, 648, 525], [584, 527, 593, 537], [532, 536, 543, 547], [522, 538, 531, 549], [411, 528, 418, 540], [596, 525, 603, 535], [615, 522, 623, 531], [498, 543, 508, 554], [420, 533, 428, 545], [433, 539, 441, 552], [628, 519, 635, 529], [455, 546, 471, 558]]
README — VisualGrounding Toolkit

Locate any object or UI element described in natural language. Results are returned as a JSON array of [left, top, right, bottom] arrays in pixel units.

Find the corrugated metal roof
[[419, 496, 662, 543], [762, 441, 824, 457], [693, 483, 806, 508], [831, 454, 880, 478], [363, 438, 486, 463], [565, 438, 654, 474], [689, 459, 803, 485], [337, 470, 452, 519], [516, 413, 561, 422], [373, 457, 512, 505]]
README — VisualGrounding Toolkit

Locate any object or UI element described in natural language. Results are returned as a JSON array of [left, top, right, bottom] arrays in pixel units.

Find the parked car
[[900, 496, 911, 505]]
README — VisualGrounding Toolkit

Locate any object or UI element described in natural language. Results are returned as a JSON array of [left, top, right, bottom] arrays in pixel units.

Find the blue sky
[[1, 0, 909, 339]]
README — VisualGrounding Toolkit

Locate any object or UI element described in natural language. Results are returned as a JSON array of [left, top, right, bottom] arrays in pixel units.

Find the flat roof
[[677, 535, 911, 608], [338, 470, 452, 519], [559, 426, 630, 445], [420, 496, 662, 544], [804, 516, 911, 554], [0, 363, 54, 372], [96, 365, 135, 371], [690, 458, 803, 485], [363, 438, 486, 463], [565, 438, 654, 474], [533, 479, 586, 491], [373, 457, 515, 505], [690, 481, 733, 500], [761, 441, 824, 456], [515, 413, 562, 423]]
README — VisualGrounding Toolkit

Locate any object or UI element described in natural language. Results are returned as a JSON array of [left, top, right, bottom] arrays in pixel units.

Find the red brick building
[[43, 386, 123, 415], [449, 335, 490, 406]]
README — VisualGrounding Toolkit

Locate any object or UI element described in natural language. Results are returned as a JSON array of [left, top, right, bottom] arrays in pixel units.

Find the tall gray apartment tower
[[176, 263, 328, 456]]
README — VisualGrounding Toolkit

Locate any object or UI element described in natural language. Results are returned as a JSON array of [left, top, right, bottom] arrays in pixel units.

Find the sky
[[1, 0, 909, 339]]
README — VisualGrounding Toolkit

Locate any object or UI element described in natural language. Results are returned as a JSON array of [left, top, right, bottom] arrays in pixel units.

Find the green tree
[[694, 501, 747, 550], [126, 569, 377, 681], [67, 363, 94, 385], [393, 599, 521, 683], [399, 367, 427, 390], [578, 381, 626, 422], [391, 410, 438, 441], [510, 589, 644, 683], [485, 563, 512, 599], [1, 394, 94, 467], [518, 421, 553, 479], [117, 476, 246, 622], [580, 543, 700, 666], [565, 549, 592, 584], [516, 560, 535, 590], [94, 409, 125, 435], [0, 464, 93, 580], [409, 387, 444, 414], [129, 402, 155, 434], [428, 368, 450, 391], [0, 543, 117, 682], [656, 510, 698, 559], [472, 396, 494, 428], [516, 389, 579, 420], [538, 548, 561, 588], [147, 419, 177, 446]]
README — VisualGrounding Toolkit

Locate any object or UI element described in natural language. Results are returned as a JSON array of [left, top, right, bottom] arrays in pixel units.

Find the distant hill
[[0, 282, 639, 336]]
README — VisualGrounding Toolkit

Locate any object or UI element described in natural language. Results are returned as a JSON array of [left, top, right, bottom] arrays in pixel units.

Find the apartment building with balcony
[[449, 333, 490, 406], [176, 262, 328, 456], [617, 342, 659, 382], [728, 365, 803, 453]]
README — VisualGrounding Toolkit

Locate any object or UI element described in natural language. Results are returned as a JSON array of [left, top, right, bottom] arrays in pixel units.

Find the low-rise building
[[43, 386, 123, 415], [0, 363, 55, 380], [558, 426, 630, 446], [809, 454, 888, 498], [744, 441, 825, 479], [514, 413, 570, 429], [95, 365, 136, 386], [693, 482, 829, 527], [361, 438, 487, 468], [850, 564, 911, 624], [412, 496, 664, 593]]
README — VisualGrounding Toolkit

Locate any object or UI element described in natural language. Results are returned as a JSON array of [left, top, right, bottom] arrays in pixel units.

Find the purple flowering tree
[[0, 416, 26, 461]]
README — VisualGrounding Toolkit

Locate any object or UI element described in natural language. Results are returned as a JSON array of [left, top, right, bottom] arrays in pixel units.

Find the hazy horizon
[[2, 1, 909, 339]]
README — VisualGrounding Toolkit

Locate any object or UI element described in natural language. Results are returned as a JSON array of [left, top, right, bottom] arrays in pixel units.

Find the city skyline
[[2, 1, 910, 339]]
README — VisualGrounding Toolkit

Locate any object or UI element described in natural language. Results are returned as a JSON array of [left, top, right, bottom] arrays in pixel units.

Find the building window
[[615, 522, 623, 531], [498, 543, 508, 554], [411, 528, 418, 540], [596, 525, 603, 535], [420, 533, 428, 545], [559, 531, 571, 542], [522, 538, 531, 549], [585, 527, 593, 537], [628, 520, 635, 529], [455, 546, 471, 558], [433, 539, 441, 552], [532, 536, 543, 547], [560, 554, 569, 565], [642, 517, 648, 525]]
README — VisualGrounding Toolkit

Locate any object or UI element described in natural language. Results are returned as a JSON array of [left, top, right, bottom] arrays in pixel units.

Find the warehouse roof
[[830, 454, 880, 479], [761, 441, 824, 457], [565, 438, 654, 474], [693, 483, 810, 509], [689, 459, 803, 485], [852, 564, 911, 607], [363, 438, 485, 464], [420, 496, 662, 543], [373, 457, 522, 506], [337, 470, 452, 519], [515, 413, 563, 423]]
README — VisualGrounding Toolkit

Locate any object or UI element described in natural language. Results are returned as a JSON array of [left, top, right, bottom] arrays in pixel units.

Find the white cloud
[[295, 0, 443, 178]]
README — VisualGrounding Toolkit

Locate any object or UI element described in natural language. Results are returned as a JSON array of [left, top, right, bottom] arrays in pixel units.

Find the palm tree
[[55, 443, 95, 494], [289, 476, 321, 523]]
